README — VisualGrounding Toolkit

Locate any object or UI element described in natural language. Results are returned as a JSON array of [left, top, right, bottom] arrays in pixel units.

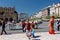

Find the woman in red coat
[[49, 16, 55, 34]]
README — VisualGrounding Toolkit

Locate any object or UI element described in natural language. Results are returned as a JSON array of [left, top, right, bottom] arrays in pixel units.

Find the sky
[[0, 0, 60, 17]]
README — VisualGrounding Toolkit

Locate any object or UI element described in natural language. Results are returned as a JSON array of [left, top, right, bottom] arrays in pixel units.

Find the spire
[[53, 3, 55, 6]]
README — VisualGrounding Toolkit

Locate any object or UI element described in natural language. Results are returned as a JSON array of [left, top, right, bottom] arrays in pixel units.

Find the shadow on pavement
[[35, 28, 44, 29], [55, 33, 60, 34], [31, 36, 40, 40], [6, 33, 12, 35], [33, 36, 40, 38], [6, 32, 24, 35], [32, 39, 40, 40], [10, 29, 22, 30]]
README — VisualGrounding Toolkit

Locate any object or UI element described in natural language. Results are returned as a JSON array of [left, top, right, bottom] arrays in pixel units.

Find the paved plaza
[[0, 32, 60, 40], [0, 22, 60, 40]]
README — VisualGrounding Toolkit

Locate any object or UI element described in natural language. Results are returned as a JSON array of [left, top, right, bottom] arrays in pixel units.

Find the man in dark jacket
[[1, 20, 7, 35], [0, 21, 2, 26], [57, 20, 60, 31]]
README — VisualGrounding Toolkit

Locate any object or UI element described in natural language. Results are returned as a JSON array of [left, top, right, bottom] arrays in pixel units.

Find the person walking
[[57, 20, 60, 31], [35, 20, 38, 29], [22, 20, 26, 32], [1, 20, 7, 35], [49, 16, 55, 34], [26, 20, 31, 33], [30, 21, 35, 37], [0, 21, 2, 27], [31, 21, 35, 29], [26, 19, 31, 40]]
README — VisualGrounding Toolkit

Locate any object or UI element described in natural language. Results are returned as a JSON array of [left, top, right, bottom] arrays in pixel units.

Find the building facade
[[41, 8, 50, 18], [30, 3, 60, 19], [50, 3, 60, 16], [0, 7, 18, 21]]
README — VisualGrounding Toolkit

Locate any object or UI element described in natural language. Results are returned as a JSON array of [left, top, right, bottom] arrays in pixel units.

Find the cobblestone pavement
[[0, 31, 60, 40]]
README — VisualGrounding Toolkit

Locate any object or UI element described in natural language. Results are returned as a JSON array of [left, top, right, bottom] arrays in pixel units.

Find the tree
[[14, 11, 18, 14], [46, 16, 51, 19]]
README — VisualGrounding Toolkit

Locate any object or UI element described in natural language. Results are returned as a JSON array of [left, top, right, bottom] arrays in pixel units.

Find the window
[[0, 12, 4, 15]]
